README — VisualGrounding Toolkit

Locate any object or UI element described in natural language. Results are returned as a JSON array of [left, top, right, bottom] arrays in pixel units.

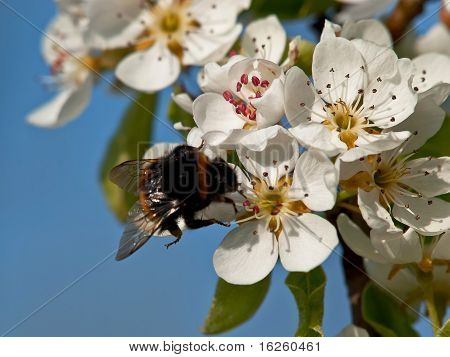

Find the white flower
[[27, 13, 94, 128], [335, 0, 396, 23], [194, 57, 285, 148], [285, 37, 417, 162], [213, 126, 339, 284], [321, 19, 392, 48], [340, 105, 450, 235], [415, 23, 450, 57], [337, 214, 450, 301], [85, 0, 250, 92]]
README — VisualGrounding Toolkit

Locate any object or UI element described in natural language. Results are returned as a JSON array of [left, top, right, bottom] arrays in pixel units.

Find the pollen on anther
[[252, 76, 260, 86], [326, 84, 331, 88], [372, 89, 377, 93], [263, 172, 268, 177], [415, 215, 420, 220], [428, 200, 433, 205], [392, 95, 397, 100], [390, 117, 395, 122]]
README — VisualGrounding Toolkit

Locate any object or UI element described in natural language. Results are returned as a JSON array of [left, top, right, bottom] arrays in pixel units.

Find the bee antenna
[[198, 140, 206, 150]]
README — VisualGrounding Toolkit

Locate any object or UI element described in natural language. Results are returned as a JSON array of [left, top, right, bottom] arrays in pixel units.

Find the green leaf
[[285, 267, 326, 337], [437, 318, 450, 337], [167, 96, 195, 138], [251, 0, 335, 19], [202, 275, 271, 335], [100, 93, 156, 222], [362, 282, 419, 337]]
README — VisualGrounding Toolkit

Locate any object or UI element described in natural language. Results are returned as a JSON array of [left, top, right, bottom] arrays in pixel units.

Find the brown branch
[[385, 0, 427, 42]]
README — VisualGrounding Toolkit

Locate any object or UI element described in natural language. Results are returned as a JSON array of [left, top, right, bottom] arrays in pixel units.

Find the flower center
[[160, 11, 180, 33], [237, 175, 310, 238]]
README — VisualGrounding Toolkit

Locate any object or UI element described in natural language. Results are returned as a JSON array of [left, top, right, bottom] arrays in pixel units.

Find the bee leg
[[165, 224, 183, 249]]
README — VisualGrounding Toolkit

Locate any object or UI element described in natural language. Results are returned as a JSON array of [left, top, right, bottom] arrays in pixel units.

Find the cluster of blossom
[[29, 1, 450, 302], [167, 15, 450, 296], [28, 0, 251, 127]]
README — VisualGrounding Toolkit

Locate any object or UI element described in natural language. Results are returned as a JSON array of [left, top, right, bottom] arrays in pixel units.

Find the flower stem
[[337, 190, 357, 202], [424, 286, 441, 336], [337, 202, 361, 215]]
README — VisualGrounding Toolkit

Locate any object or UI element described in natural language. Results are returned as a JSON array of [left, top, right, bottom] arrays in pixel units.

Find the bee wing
[[109, 159, 157, 194], [115, 198, 180, 261]]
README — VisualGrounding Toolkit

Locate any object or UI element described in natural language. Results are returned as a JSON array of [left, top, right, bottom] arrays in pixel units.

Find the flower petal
[[213, 219, 278, 285], [340, 131, 411, 162], [342, 19, 392, 47], [393, 196, 450, 236], [241, 15, 286, 64], [199, 55, 245, 93], [320, 20, 341, 41], [337, 214, 387, 263], [370, 228, 422, 264], [182, 24, 243, 65], [400, 157, 450, 197], [284, 66, 317, 126], [384, 97, 445, 155], [85, 0, 145, 49], [171, 92, 193, 114], [352, 39, 397, 83], [362, 59, 417, 128], [415, 23, 450, 57], [116, 43, 181, 92], [290, 122, 347, 157], [27, 75, 93, 128], [337, 325, 369, 337], [279, 214, 338, 272], [290, 150, 338, 211], [238, 126, 299, 186], [193, 92, 244, 138], [412, 53, 450, 105], [358, 188, 396, 231], [312, 38, 365, 105]]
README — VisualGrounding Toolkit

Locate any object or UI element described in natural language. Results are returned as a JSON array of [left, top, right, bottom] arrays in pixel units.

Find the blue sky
[[0, 0, 439, 336]]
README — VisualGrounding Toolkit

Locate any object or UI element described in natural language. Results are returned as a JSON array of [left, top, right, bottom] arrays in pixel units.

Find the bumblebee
[[109, 145, 238, 260]]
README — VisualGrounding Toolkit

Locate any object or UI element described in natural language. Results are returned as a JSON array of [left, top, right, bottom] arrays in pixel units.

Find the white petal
[[213, 219, 278, 285], [279, 214, 338, 272], [384, 98, 445, 154], [364, 260, 419, 300], [337, 325, 370, 337], [199, 55, 245, 93], [340, 131, 411, 162], [238, 126, 299, 185], [320, 20, 341, 41], [189, 0, 250, 35], [193, 92, 244, 141], [432, 231, 450, 260], [412, 53, 450, 105], [251, 77, 285, 127], [182, 24, 242, 65], [393, 197, 450, 236], [284, 66, 317, 126], [289, 123, 347, 157], [352, 39, 397, 83], [400, 157, 450, 197], [171, 92, 193, 114], [84, 0, 145, 49], [143, 143, 179, 159], [116, 43, 181, 92], [362, 59, 417, 128], [241, 15, 286, 64], [336, 0, 395, 22], [27, 75, 93, 128], [290, 150, 338, 211], [186, 127, 227, 160], [337, 214, 387, 263], [338, 156, 371, 180], [358, 188, 396, 231], [370, 228, 422, 264], [342, 20, 392, 47], [312, 38, 365, 104], [415, 23, 450, 57]]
